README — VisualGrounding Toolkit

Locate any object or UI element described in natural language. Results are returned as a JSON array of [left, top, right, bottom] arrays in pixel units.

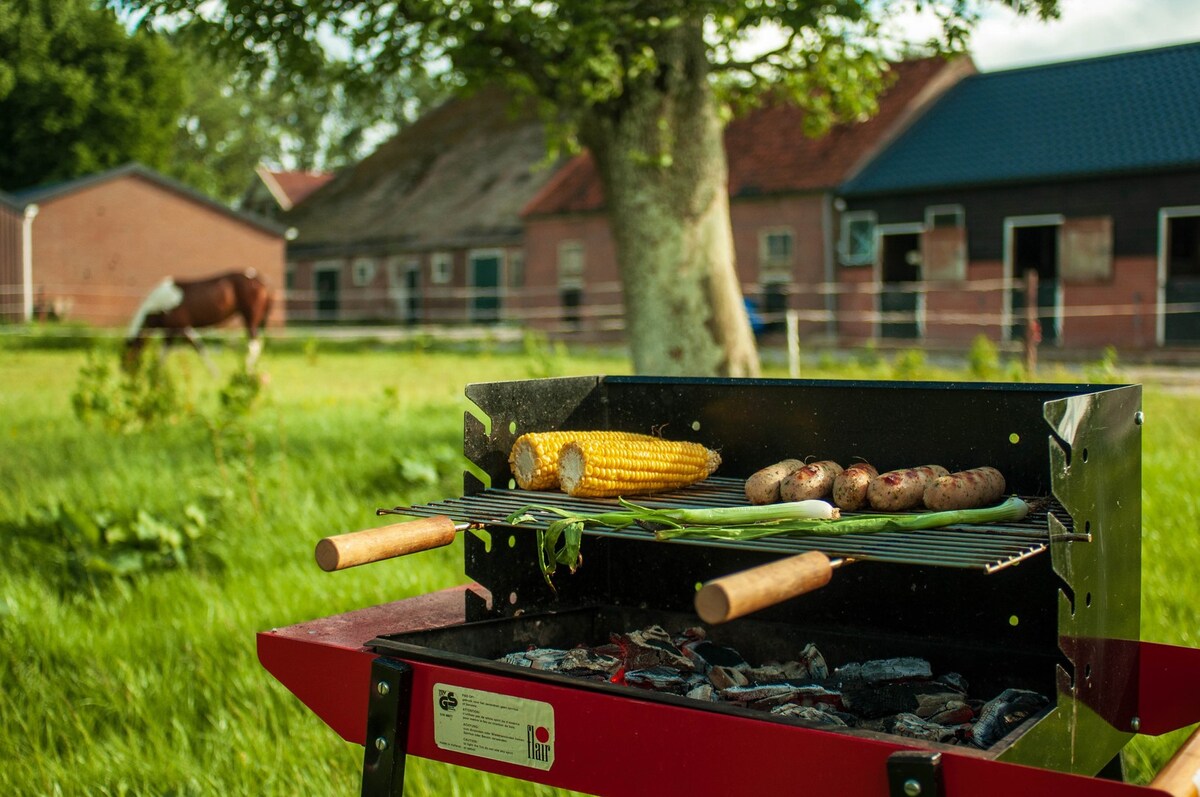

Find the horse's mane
[[127, 278, 185, 339]]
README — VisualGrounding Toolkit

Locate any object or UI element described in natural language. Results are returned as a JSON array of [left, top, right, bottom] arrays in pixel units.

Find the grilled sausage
[[780, 460, 844, 502], [867, 465, 950, 511], [744, 459, 805, 505], [832, 462, 878, 511], [923, 467, 1006, 510]]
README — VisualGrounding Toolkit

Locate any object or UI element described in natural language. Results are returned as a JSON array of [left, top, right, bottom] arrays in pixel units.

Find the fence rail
[[2, 279, 1197, 344]]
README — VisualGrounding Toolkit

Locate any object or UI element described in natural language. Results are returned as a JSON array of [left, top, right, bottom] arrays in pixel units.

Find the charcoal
[[558, 647, 620, 678], [624, 666, 690, 694], [835, 657, 932, 686], [747, 660, 812, 683], [935, 672, 970, 693], [770, 703, 848, 726], [683, 640, 749, 672], [722, 683, 843, 710], [499, 627, 1045, 752], [842, 682, 932, 718], [500, 648, 567, 670], [707, 665, 749, 690], [883, 713, 960, 743], [798, 643, 830, 680], [970, 689, 1048, 748], [914, 692, 970, 719], [612, 629, 693, 672], [929, 703, 975, 725]]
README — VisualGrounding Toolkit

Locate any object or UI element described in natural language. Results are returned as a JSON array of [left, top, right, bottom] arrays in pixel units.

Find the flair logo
[[526, 724, 552, 763]]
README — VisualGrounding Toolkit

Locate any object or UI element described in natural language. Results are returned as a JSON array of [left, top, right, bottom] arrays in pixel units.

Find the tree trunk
[[581, 22, 760, 377]]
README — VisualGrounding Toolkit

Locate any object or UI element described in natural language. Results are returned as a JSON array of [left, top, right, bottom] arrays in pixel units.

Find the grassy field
[[0, 337, 1196, 795]]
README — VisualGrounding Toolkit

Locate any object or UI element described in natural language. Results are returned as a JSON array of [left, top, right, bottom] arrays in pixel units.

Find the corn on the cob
[[509, 430, 658, 490], [556, 437, 721, 497]]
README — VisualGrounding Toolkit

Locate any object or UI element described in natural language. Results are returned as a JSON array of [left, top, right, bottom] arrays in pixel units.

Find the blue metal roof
[[842, 41, 1200, 196]]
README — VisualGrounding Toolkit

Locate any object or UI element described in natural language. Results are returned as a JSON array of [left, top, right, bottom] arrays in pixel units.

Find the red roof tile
[[523, 56, 970, 217], [261, 169, 334, 209]]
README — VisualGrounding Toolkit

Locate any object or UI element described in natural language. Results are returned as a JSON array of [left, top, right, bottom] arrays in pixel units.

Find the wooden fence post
[[1024, 269, 1040, 375]]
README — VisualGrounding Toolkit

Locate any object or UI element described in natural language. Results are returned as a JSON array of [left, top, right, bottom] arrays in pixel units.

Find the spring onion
[[506, 499, 841, 590], [507, 497, 1031, 589], [653, 496, 1031, 541]]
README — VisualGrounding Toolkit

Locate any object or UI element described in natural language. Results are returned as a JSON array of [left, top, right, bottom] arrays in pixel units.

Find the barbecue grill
[[258, 376, 1200, 796]]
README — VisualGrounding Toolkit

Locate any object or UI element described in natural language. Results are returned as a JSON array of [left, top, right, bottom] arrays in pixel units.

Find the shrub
[[968, 335, 1001, 381]]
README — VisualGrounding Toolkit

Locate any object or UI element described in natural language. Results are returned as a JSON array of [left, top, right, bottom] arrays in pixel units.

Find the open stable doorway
[[1161, 208, 1200, 343], [877, 227, 923, 340], [1006, 217, 1062, 345]]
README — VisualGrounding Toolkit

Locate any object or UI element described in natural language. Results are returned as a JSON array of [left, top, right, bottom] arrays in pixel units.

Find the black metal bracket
[[887, 750, 943, 797], [361, 657, 413, 797]]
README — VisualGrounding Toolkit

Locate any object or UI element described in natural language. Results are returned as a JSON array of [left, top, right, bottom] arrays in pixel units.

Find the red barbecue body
[[258, 376, 1200, 796]]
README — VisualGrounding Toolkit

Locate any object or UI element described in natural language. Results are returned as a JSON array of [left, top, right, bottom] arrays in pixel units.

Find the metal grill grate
[[389, 477, 1074, 573]]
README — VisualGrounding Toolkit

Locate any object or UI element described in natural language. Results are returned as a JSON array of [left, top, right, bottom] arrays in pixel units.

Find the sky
[[946, 0, 1200, 70]]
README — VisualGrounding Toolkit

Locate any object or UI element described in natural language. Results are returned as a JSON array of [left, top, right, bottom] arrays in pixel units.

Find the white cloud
[[969, 0, 1200, 70]]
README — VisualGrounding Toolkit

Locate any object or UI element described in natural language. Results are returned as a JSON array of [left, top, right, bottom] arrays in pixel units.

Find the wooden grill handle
[[1151, 724, 1200, 797], [315, 515, 459, 572], [694, 551, 834, 625]]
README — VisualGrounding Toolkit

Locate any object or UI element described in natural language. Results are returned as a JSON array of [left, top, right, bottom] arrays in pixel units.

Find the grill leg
[[361, 658, 413, 797], [887, 750, 942, 797]]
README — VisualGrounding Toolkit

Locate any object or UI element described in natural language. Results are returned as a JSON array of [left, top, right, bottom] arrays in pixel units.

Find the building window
[[926, 205, 965, 229], [839, 211, 877, 266], [558, 241, 584, 286], [430, 252, 453, 284], [352, 257, 377, 286], [558, 242, 584, 327], [508, 250, 525, 288], [758, 229, 793, 282]]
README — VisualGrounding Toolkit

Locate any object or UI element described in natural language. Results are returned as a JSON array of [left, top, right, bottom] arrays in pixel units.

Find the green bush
[[967, 335, 1001, 381]]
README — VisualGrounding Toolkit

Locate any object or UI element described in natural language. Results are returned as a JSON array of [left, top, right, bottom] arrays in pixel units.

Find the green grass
[[0, 340, 1195, 794]]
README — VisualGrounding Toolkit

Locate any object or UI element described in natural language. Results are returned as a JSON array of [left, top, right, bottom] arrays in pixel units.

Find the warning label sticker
[[432, 683, 555, 771]]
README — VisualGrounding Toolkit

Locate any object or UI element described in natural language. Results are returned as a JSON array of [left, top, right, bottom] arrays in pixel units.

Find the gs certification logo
[[438, 689, 459, 711]]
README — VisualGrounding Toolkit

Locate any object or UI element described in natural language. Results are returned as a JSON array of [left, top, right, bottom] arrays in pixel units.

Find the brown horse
[[124, 270, 273, 372]]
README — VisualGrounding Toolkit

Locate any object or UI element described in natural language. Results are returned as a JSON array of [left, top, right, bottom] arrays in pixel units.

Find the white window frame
[[925, 204, 965, 229], [1002, 214, 1065, 344], [430, 251, 453, 285], [839, 210, 878, 266], [758, 228, 794, 284], [468, 248, 506, 322], [873, 222, 927, 341], [1157, 205, 1200, 346], [557, 241, 585, 289], [352, 257, 377, 287]]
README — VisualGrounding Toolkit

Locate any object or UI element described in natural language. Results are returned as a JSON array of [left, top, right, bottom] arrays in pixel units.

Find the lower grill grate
[[389, 477, 1075, 573]]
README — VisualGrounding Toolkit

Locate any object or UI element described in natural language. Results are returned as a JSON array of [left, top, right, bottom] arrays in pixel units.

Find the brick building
[[517, 56, 973, 342], [3, 163, 287, 328], [283, 88, 564, 325], [837, 43, 1200, 350]]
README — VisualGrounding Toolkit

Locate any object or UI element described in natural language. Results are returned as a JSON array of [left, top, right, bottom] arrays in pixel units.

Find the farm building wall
[[520, 192, 836, 341], [837, 170, 1199, 349], [30, 173, 286, 329], [0, 203, 22, 322], [288, 243, 525, 325]]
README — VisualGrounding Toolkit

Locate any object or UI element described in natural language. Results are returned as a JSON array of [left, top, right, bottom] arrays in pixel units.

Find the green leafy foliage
[[968, 334, 1002, 380], [0, 0, 184, 189], [71, 345, 184, 432], [53, 502, 208, 580]]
